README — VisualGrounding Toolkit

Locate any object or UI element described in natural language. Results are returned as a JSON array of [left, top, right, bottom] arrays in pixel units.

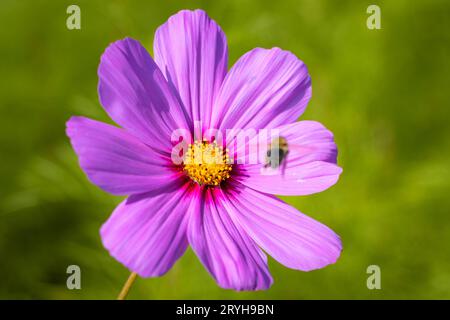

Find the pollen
[[183, 140, 232, 186]]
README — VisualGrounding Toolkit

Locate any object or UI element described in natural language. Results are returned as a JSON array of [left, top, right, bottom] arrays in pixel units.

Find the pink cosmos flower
[[66, 9, 342, 290]]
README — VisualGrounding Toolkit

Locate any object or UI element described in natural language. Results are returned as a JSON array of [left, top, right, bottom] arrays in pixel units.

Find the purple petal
[[154, 9, 228, 129], [235, 121, 342, 196], [98, 38, 191, 151], [187, 187, 273, 291], [66, 116, 181, 195], [225, 184, 342, 271], [100, 185, 195, 277], [211, 47, 312, 130]]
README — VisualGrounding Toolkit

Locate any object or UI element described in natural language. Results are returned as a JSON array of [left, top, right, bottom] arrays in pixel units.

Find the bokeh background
[[1, 0, 449, 299]]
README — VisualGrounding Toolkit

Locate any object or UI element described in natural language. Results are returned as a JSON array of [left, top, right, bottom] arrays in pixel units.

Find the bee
[[264, 136, 289, 172]]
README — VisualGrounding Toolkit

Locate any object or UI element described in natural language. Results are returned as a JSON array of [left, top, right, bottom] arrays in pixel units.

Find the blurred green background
[[1, 0, 449, 299]]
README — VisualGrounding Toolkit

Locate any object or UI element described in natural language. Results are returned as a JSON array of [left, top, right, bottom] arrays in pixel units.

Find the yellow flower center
[[183, 140, 232, 186]]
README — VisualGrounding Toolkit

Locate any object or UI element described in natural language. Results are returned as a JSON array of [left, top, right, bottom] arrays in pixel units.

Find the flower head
[[66, 9, 343, 291]]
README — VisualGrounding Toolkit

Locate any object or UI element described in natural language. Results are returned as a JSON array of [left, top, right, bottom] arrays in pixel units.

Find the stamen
[[183, 140, 232, 186]]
